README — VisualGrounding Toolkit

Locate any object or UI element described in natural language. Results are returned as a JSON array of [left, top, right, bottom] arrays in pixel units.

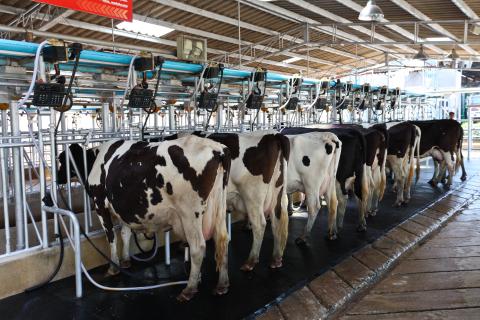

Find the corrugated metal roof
[[0, 0, 478, 76]]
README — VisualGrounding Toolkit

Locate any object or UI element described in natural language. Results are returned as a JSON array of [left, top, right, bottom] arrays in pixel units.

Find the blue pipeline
[[0, 39, 419, 95]]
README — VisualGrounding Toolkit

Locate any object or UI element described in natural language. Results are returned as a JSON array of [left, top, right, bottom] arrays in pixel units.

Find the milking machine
[[244, 68, 268, 130], [196, 63, 225, 130], [125, 54, 164, 140]]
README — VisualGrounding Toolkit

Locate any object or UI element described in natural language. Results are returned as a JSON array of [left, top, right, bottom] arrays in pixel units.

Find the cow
[[385, 122, 421, 206], [282, 132, 342, 243], [308, 124, 387, 219], [57, 136, 231, 301], [408, 119, 466, 186], [176, 130, 290, 271], [281, 126, 369, 233]]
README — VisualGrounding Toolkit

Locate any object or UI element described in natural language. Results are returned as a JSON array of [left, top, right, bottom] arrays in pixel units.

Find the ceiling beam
[[153, 0, 377, 64], [0, 4, 333, 74], [240, 0, 407, 61], [390, 0, 479, 55], [58, 18, 328, 74], [38, 9, 75, 31], [451, 0, 479, 19], [335, 0, 447, 55], [135, 14, 349, 68], [283, 0, 416, 54]]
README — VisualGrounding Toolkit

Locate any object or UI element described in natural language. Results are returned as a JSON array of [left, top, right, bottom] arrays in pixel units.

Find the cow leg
[[365, 168, 375, 216], [389, 156, 405, 207], [443, 151, 455, 187], [120, 224, 132, 269], [177, 218, 205, 302], [270, 192, 288, 269], [213, 210, 229, 296], [287, 193, 294, 216], [325, 180, 339, 240], [370, 168, 381, 215], [296, 192, 320, 245], [241, 204, 266, 271], [97, 207, 120, 276], [335, 182, 347, 231]]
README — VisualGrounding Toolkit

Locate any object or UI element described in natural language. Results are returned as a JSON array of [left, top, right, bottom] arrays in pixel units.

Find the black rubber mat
[[0, 164, 476, 320]]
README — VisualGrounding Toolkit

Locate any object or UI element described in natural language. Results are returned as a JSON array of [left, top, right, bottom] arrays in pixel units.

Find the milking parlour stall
[[0, 0, 479, 319]]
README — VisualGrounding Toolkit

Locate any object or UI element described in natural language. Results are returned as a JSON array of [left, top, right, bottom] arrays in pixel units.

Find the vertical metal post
[[169, 105, 175, 131], [111, 100, 117, 133], [37, 113, 48, 249], [102, 103, 109, 133], [0, 147, 11, 253], [216, 103, 223, 132], [49, 108, 58, 233], [165, 231, 170, 266], [10, 101, 24, 250], [331, 90, 337, 123], [468, 106, 472, 161]]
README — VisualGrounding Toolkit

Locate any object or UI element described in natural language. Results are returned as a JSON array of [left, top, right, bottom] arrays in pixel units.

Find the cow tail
[[379, 149, 387, 201], [361, 163, 369, 218], [415, 126, 421, 184], [213, 148, 231, 272], [277, 134, 291, 162], [275, 134, 290, 253]]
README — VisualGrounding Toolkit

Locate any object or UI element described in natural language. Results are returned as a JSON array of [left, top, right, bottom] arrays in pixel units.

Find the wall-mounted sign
[[34, 0, 132, 21]]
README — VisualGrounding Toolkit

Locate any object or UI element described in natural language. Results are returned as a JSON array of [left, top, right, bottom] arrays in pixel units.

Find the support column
[[10, 101, 24, 250]]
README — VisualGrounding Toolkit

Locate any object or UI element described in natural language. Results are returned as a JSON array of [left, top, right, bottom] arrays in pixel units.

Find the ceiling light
[[447, 48, 460, 60], [425, 37, 452, 42], [358, 0, 384, 22], [282, 57, 302, 64], [413, 45, 429, 61], [117, 20, 174, 38]]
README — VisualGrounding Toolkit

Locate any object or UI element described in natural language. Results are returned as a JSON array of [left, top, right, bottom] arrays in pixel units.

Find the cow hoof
[[213, 286, 229, 296], [327, 233, 338, 241], [393, 202, 402, 208], [106, 266, 120, 277], [270, 257, 283, 269], [295, 237, 307, 246], [240, 260, 257, 272], [428, 179, 438, 187], [356, 225, 367, 233], [177, 288, 198, 302], [370, 209, 377, 217], [461, 175, 467, 181], [120, 260, 131, 269], [288, 210, 293, 217]]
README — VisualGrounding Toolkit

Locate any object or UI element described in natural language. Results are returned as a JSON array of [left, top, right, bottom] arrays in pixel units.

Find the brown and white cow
[[385, 122, 421, 206], [283, 132, 342, 243], [61, 136, 231, 301], [180, 131, 290, 271]]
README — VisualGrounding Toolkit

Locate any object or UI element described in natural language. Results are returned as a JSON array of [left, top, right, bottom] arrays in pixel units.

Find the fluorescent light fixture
[[117, 20, 174, 38], [282, 57, 302, 64], [425, 37, 452, 42], [358, 0, 384, 22]]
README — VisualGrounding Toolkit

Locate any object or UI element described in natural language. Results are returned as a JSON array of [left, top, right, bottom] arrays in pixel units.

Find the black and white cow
[[408, 119, 466, 186], [176, 130, 291, 271], [282, 131, 342, 243], [59, 136, 231, 301], [385, 122, 421, 206], [282, 127, 369, 232], [309, 124, 387, 220]]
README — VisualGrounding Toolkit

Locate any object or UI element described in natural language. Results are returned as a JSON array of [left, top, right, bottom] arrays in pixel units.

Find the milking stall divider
[[0, 36, 454, 301]]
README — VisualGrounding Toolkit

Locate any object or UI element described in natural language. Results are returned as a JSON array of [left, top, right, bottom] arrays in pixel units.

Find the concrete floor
[[338, 189, 480, 320]]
